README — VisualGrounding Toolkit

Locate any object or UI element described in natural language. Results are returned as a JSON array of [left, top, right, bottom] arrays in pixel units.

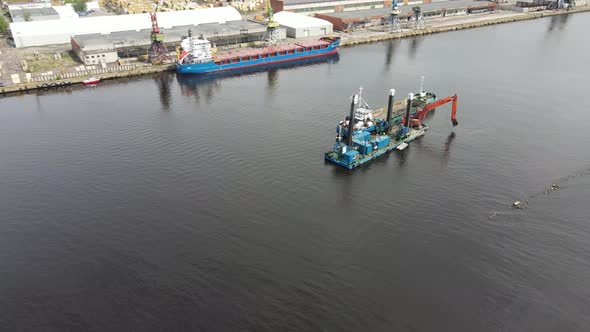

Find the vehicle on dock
[[82, 77, 101, 85], [175, 32, 340, 75], [325, 83, 458, 170]]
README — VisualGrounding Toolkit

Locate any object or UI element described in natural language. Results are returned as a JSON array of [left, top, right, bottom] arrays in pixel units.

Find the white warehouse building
[[273, 11, 333, 38], [10, 7, 242, 48]]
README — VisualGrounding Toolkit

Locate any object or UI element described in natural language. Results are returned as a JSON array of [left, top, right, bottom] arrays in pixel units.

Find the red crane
[[150, 12, 160, 34], [405, 94, 458, 127], [148, 10, 169, 64]]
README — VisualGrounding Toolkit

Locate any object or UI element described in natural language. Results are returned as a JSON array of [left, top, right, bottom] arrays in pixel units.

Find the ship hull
[[176, 41, 339, 75], [325, 126, 428, 170]]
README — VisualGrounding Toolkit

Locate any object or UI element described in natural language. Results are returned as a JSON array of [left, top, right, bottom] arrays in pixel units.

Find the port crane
[[390, 0, 402, 32], [148, 6, 170, 64], [262, 0, 281, 45], [412, 6, 426, 30], [404, 94, 459, 127]]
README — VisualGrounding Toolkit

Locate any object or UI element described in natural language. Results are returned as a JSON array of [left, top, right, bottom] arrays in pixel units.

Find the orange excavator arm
[[413, 94, 458, 126]]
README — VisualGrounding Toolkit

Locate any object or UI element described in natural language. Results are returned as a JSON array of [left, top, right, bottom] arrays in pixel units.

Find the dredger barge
[[324, 82, 458, 169]]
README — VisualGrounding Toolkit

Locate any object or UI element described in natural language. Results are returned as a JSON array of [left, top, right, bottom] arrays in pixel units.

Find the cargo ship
[[175, 33, 340, 75], [177, 53, 339, 96], [325, 83, 458, 169]]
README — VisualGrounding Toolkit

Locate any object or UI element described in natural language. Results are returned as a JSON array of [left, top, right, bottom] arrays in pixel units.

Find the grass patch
[[26, 51, 80, 73]]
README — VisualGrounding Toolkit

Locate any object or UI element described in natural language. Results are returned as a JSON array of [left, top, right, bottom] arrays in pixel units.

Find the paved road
[[0, 38, 22, 84]]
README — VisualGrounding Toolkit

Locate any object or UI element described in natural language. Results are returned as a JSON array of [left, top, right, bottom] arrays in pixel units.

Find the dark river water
[[1, 13, 590, 332]]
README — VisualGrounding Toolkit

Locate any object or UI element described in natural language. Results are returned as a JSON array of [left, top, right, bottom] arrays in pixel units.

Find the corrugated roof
[[10, 7, 58, 19], [10, 7, 243, 47], [273, 11, 332, 29], [72, 20, 267, 51], [323, 0, 494, 19], [282, 0, 376, 6]]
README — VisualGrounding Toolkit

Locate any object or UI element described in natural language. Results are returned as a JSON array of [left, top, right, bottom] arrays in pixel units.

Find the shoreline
[[1, 6, 588, 96], [339, 6, 590, 47], [0, 64, 175, 96]]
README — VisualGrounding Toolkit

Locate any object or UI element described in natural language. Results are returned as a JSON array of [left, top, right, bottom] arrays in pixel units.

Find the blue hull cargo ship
[[175, 34, 340, 75]]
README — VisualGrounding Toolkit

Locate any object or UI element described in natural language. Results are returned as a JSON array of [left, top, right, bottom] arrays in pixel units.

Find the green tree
[[23, 10, 32, 22], [72, 0, 88, 13], [0, 15, 9, 33]]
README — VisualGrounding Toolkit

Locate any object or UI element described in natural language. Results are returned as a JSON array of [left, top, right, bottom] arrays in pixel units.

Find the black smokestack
[[386, 88, 395, 129], [346, 94, 358, 147], [405, 93, 414, 129]]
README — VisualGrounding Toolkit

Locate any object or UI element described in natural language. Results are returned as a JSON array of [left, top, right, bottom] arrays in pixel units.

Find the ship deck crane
[[405, 94, 459, 127]]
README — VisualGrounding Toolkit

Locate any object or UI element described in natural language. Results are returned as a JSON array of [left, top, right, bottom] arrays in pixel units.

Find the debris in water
[[511, 167, 589, 210], [544, 183, 565, 195], [513, 200, 528, 209]]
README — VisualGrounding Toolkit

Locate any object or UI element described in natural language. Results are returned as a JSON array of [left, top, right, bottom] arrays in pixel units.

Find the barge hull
[[325, 127, 427, 169]]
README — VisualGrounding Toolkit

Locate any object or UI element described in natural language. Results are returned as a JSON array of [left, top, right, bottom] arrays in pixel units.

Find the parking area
[[0, 38, 21, 84], [0, 36, 84, 85]]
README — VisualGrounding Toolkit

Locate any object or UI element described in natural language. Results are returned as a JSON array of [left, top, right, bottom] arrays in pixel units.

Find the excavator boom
[[413, 94, 458, 126]]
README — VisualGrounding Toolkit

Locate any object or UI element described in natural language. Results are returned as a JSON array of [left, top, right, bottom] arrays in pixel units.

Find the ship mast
[[419, 75, 426, 97], [356, 85, 371, 109]]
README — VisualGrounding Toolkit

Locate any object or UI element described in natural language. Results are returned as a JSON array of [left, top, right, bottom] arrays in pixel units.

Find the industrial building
[[315, 0, 496, 30], [10, 7, 243, 48], [273, 11, 333, 37], [9, 7, 60, 22], [6, 1, 52, 11], [270, 0, 393, 15], [71, 20, 285, 65], [499, 0, 586, 11]]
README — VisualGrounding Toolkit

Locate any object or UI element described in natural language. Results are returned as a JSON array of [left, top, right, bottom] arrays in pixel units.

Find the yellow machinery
[[263, 0, 280, 45]]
